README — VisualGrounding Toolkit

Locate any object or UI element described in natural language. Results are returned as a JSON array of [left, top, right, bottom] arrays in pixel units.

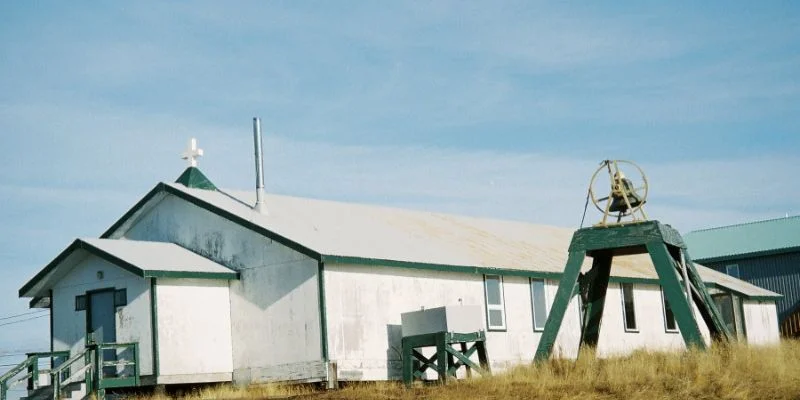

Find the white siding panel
[[323, 264, 584, 379], [123, 194, 322, 382], [596, 283, 707, 357], [156, 278, 233, 380], [52, 254, 153, 375], [743, 300, 781, 345]]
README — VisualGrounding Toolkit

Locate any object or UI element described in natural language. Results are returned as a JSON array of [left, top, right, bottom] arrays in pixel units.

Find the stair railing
[[0, 351, 69, 400], [51, 347, 93, 400]]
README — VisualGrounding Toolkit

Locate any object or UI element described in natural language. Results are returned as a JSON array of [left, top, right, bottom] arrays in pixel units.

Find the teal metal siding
[[705, 251, 800, 321], [684, 216, 800, 261]]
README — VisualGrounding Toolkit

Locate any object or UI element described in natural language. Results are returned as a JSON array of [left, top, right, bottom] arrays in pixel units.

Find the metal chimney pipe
[[253, 117, 268, 214]]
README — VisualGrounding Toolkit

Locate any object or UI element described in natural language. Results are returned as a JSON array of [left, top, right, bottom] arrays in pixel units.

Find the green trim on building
[[174, 167, 217, 190], [317, 261, 329, 361], [144, 270, 240, 280], [321, 255, 563, 280], [150, 278, 159, 378], [49, 289, 54, 368]]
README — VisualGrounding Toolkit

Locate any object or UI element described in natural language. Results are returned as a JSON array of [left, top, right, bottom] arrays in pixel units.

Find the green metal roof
[[175, 166, 217, 190], [684, 215, 800, 262]]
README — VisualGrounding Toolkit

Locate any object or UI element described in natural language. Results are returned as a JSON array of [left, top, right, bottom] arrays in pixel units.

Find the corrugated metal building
[[684, 216, 800, 337]]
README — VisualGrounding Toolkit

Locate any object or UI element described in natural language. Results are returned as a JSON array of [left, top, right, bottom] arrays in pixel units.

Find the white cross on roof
[[181, 138, 204, 167]]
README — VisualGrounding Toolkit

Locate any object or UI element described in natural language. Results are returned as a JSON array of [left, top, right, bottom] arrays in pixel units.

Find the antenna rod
[[253, 117, 267, 214]]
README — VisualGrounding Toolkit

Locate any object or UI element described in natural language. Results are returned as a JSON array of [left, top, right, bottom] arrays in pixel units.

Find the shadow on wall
[[386, 324, 403, 379], [232, 262, 316, 312]]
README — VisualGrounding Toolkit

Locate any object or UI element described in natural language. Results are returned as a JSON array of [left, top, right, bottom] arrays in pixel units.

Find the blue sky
[[0, 1, 798, 373]]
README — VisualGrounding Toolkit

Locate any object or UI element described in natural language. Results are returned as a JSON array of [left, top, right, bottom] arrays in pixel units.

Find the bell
[[608, 175, 644, 213]]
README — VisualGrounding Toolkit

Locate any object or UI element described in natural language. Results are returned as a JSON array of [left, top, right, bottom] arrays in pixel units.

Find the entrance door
[[88, 290, 117, 377]]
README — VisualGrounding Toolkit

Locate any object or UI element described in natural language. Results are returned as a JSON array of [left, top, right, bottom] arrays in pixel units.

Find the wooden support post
[[460, 342, 472, 378], [435, 333, 447, 383], [682, 250, 734, 341], [535, 251, 586, 361], [646, 241, 706, 348], [579, 250, 613, 349], [402, 337, 413, 387]]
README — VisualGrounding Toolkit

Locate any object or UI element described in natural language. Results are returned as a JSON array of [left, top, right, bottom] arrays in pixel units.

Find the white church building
[[16, 138, 781, 391]]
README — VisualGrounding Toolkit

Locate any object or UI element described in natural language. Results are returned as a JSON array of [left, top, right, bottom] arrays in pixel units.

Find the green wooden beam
[[646, 241, 706, 348], [579, 250, 613, 348], [682, 250, 734, 341], [569, 220, 686, 253], [534, 250, 585, 361]]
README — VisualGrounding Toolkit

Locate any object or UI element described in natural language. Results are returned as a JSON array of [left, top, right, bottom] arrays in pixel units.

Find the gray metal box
[[401, 305, 483, 337]]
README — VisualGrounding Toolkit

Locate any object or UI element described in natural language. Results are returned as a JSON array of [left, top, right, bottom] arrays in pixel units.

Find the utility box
[[401, 305, 483, 337]]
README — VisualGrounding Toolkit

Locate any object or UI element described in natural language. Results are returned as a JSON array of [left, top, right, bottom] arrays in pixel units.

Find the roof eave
[[691, 246, 800, 263], [19, 239, 147, 298]]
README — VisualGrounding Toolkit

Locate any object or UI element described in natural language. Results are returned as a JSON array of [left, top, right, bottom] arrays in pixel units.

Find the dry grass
[[131, 340, 800, 400]]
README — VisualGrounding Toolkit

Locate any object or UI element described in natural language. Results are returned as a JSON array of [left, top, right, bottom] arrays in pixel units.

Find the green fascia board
[[143, 270, 238, 280], [101, 183, 322, 261], [101, 184, 167, 239], [19, 239, 238, 298], [320, 255, 563, 280], [174, 167, 217, 190], [322, 255, 779, 300], [20, 239, 88, 297], [691, 246, 800, 264]]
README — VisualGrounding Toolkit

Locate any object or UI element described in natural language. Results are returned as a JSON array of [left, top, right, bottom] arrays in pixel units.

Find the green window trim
[[484, 275, 507, 331], [620, 283, 638, 333]]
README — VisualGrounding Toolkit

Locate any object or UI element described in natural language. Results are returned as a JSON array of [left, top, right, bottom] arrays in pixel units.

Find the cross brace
[[402, 331, 491, 387], [534, 220, 733, 362]]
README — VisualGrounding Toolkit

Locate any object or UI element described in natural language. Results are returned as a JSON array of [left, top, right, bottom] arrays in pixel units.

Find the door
[[88, 290, 117, 377]]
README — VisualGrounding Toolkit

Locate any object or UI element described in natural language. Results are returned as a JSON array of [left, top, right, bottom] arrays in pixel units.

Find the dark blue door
[[88, 290, 117, 377]]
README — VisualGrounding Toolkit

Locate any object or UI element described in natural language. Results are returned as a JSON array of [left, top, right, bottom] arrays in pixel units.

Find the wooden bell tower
[[534, 161, 733, 361]]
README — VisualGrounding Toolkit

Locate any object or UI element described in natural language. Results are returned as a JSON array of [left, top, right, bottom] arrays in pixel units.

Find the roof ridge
[[687, 214, 800, 234]]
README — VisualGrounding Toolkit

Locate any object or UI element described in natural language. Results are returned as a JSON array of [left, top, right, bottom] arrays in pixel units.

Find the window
[[484, 275, 506, 330], [620, 283, 637, 332], [661, 288, 678, 333], [725, 264, 740, 278], [114, 289, 127, 307], [530, 278, 548, 331], [75, 295, 87, 311], [712, 293, 745, 338]]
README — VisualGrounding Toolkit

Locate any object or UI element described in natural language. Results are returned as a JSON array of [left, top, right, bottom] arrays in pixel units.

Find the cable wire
[[0, 310, 48, 322], [0, 314, 48, 328]]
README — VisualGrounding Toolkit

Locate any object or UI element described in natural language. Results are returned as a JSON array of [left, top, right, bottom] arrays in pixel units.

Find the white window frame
[[620, 283, 638, 332], [725, 264, 740, 278], [484, 275, 507, 331], [530, 278, 548, 332], [660, 288, 679, 333]]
